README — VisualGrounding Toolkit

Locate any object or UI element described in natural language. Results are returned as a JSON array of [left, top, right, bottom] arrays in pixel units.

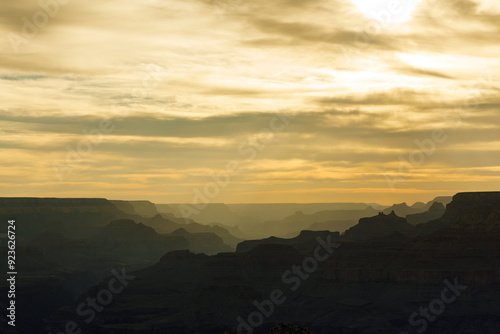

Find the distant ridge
[[416, 191, 500, 234]]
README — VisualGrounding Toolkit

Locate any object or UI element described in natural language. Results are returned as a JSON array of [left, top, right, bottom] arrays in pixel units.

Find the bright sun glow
[[349, 0, 422, 24]]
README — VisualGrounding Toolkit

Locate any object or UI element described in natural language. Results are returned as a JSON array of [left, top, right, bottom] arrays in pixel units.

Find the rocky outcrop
[[111, 200, 160, 217], [172, 227, 189, 235], [343, 211, 414, 241], [406, 201, 445, 225], [416, 191, 500, 235], [307, 219, 359, 233], [96, 219, 159, 240], [413, 196, 453, 210], [432, 195, 453, 206], [411, 201, 426, 209], [382, 202, 423, 216], [236, 230, 339, 254], [409, 196, 452, 213], [110, 200, 137, 215], [210, 223, 250, 240], [144, 214, 242, 248]]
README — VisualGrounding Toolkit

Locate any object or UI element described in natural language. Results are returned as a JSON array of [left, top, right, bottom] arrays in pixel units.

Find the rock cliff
[[343, 211, 414, 241], [416, 191, 500, 234], [406, 201, 445, 225]]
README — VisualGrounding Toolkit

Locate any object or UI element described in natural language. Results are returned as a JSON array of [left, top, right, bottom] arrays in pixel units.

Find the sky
[[1, 0, 500, 205]]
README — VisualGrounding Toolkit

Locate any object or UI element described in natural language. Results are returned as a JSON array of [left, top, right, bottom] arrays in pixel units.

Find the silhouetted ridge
[[343, 211, 414, 241], [382, 202, 423, 217], [411, 201, 426, 209], [251, 206, 379, 238], [172, 227, 189, 235], [416, 191, 500, 234], [236, 230, 339, 254], [406, 201, 445, 225], [111, 200, 160, 217]]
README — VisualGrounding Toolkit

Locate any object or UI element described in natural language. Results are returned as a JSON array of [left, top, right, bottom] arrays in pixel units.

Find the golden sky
[[1, 0, 500, 205]]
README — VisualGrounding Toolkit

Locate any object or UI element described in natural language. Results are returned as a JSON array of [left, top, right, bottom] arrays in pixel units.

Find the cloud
[[0, 0, 499, 203]]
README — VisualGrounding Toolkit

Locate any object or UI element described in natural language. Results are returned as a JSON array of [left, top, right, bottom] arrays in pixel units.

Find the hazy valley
[[1, 192, 499, 333]]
